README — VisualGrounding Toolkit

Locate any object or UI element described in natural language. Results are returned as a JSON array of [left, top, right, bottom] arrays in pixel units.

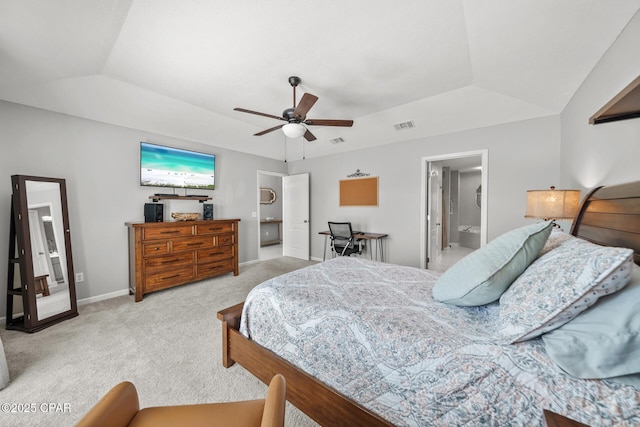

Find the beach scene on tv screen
[[140, 143, 215, 190]]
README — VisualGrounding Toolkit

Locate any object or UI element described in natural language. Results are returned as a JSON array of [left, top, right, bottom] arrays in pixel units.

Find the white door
[[427, 163, 443, 269], [283, 173, 310, 260]]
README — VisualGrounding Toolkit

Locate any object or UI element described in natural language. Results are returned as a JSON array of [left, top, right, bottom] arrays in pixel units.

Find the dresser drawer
[[196, 259, 234, 280], [144, 253, 194, 274], [144, 267, 194, 291], [196, 223, 234, 235], [216, 233, 235, 246], [172, 236, 214, 252], [143, 241, 170, 257], [143, 225, 192, 241], [197, 246, 234, 263]]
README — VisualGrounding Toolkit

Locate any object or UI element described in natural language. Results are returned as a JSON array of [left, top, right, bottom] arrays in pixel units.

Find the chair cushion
[[432, 221, 552, 306], [130, 400, 266, 427]]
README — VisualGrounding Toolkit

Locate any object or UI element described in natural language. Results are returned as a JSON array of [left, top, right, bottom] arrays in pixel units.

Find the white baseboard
[[77, 289, 130, 306]]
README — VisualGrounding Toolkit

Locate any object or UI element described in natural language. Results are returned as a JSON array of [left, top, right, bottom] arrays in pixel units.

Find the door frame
[[420, 149, 488, 269], [257, 170, 287, 260]]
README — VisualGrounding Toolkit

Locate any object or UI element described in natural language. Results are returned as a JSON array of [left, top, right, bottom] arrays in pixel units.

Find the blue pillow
[[432, 221, 552, 306], [542, 264, 640, 385]]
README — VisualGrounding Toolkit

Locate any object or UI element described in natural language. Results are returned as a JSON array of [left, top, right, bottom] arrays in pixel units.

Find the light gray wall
[[0, 101, 287, 315], [288, 115, 561, 267], [561, 11, 640, 189], [458, 171, 482, 227]]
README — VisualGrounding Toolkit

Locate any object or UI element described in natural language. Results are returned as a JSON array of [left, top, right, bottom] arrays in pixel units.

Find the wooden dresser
[[126, 219, 240, 301]]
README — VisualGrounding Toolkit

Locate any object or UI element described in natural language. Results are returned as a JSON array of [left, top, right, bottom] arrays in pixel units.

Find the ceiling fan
[[234, 76, 354, 142]]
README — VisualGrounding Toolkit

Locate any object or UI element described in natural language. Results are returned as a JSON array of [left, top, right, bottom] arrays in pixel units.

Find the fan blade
[[293, 93, 318, 120], [255, 124, 284, 136], [303, 129, 317, 142], [305, 119, 354, 127], [234, 108, 285, 122]]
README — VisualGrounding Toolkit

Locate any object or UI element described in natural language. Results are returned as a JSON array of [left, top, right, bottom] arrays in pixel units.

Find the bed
[[218, 180, 640, 426]]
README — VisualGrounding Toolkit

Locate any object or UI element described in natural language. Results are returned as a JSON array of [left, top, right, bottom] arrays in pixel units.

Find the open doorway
[[420, 150, 488, 271], [257, 171, 285, 261]]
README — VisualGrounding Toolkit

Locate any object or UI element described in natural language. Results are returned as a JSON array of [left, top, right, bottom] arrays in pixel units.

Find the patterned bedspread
[[240, 257, 640, 426]]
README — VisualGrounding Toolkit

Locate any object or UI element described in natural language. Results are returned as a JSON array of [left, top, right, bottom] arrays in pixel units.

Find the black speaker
[[203, 203, 214, 220], [144, 203, 164, 223]]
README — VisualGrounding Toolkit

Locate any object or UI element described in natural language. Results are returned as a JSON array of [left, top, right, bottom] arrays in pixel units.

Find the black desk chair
[[328, 222, 364, 257]]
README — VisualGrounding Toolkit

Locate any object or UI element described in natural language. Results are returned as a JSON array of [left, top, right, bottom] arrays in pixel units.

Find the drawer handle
[[187, 242, 205, 247], [161, 259, 181, 264], [160, 230, 181, 234], [153, 247, 160, 251], [162, 274, 181, 280]]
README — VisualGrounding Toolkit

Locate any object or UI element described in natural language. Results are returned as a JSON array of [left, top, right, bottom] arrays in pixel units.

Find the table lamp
[[525, 186, 581, 229]]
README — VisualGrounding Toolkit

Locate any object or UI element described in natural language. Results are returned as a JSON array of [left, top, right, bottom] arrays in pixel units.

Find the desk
[[319, 230, 388, 262]]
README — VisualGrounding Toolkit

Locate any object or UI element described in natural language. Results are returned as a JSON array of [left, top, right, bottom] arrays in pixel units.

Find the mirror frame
[[7, 175, 78, 332], [260, 187, 277, 204]]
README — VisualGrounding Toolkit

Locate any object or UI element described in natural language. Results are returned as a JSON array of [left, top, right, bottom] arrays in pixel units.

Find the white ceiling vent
[[394, 120, 415, 130], [329, 137, 346, 144]]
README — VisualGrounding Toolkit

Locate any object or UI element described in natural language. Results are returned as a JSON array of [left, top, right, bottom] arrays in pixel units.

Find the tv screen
[[140, 142, 215, 190]]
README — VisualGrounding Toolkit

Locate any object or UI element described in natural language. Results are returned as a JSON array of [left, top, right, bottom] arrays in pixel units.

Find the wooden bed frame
[[218, 180, 640, 427]]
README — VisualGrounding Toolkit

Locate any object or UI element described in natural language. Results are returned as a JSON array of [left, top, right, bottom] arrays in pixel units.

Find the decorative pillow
[[498, 238, 634, 343], [538, 228, 576, 257], [432, 221, 552, 306], [542, 264, 640, 385]]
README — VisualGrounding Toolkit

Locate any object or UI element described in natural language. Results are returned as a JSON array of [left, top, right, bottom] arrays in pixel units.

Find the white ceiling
[[1, 1, 639, 160]]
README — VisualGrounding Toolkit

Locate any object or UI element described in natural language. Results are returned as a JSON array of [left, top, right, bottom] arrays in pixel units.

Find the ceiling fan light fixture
[[282, 123, 306, 139]]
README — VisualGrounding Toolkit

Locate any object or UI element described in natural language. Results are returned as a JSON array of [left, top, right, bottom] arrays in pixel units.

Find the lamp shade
[[525, 186, 581, 220], [282, 123, 306, 139]]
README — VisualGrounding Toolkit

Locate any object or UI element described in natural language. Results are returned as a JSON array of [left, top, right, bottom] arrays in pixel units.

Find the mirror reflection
[[25, 181, 71, 321]]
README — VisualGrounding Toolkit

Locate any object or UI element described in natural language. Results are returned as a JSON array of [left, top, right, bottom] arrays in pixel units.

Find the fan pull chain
[[283, 135, 287, 163]]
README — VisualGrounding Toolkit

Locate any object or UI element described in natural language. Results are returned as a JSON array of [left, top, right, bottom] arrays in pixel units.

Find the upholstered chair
[[76, 374, 286, 427]]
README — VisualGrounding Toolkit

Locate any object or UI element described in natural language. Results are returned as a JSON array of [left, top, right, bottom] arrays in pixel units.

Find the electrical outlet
[[75, 272, 84, 283], [266, 231, 269, 236]]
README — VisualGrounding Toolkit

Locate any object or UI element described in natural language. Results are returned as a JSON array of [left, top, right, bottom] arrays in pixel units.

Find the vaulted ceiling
[[1, 1, 639, 160]]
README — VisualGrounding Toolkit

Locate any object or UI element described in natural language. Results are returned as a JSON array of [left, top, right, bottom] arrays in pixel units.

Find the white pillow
[[498, 238, 634, 344]]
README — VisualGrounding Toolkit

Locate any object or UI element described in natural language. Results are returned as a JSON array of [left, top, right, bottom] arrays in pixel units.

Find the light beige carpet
[[0, 257, 319, 427]]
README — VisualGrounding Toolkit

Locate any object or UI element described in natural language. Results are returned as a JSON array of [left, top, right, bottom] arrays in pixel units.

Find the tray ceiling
[[0, 0, 639, 160]]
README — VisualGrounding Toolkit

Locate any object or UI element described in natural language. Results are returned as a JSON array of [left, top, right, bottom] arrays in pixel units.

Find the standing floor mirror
[[6, 175, 78, 332]]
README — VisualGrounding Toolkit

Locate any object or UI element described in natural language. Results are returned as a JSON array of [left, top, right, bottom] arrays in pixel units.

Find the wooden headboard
[[570, 180, 640, 265]]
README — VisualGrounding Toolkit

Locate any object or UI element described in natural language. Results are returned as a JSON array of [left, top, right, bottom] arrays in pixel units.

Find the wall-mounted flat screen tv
[[140, 142, 215, 190]]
